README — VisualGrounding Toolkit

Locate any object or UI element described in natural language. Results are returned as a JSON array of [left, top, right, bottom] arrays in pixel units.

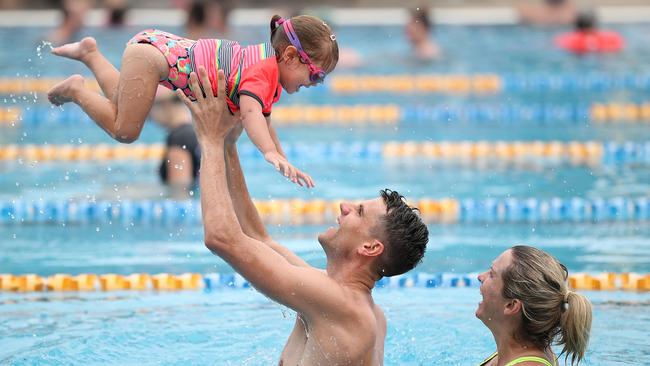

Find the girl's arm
[[266, 119, 314, 187], [240, 95, 298, 183], [240, 95, 277, 156], [267, 117, 287, 158]]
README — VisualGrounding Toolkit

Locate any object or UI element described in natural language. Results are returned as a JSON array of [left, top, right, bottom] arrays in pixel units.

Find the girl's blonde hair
[[502, 245, 592, 365], [269, 14, 339, 73]]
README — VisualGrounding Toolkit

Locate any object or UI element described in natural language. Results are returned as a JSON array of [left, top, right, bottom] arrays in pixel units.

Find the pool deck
[[1, 6, 650, 27]]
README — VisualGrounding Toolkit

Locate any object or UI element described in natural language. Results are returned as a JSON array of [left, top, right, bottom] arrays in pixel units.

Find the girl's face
[[277, 46, 324, 94]]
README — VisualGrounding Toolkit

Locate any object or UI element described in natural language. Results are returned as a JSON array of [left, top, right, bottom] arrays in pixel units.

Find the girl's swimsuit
[[128, 29, 282, 116], [479, 352, 556, 366]]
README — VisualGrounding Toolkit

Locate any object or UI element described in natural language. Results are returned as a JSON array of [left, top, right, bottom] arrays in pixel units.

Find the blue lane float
[[1, 140, 649, 165], [1, 197, 649, 226], [500, 73, 650, 92], [11, 102, 650, 126], [2, 271, 647, 292], [403, 103, 594, 124], [204, 272, 482, 291]]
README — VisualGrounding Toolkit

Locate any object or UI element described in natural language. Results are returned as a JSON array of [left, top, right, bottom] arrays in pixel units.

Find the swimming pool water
[[2, 223, 650, 275], [2, 289, 649, 365], [1, 22, 650, 365]]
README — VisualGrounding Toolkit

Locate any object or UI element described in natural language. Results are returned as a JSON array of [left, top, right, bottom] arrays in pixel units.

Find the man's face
[[476, 250, 513, 325], [318, 197, 387, 257]]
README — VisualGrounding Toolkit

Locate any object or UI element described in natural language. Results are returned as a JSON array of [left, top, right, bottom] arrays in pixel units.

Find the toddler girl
[[47, 15, 339, 188]]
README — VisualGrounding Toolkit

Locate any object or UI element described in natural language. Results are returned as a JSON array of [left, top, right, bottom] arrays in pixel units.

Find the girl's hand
[[294, 167, 315, 188], [264, 151, 307, 187]]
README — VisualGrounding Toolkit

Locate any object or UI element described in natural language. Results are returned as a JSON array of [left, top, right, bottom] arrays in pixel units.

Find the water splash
[[36, 41, 54, 59]]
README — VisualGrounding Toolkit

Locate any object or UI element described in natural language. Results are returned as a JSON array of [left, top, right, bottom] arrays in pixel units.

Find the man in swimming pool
[[178, 66, 429, 365]]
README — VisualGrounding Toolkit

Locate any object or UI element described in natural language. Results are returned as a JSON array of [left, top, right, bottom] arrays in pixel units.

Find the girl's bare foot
[[47, 74, 85, 106], [51, 37, 98, 62]]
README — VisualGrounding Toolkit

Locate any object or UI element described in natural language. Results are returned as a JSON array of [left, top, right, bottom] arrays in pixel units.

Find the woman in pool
[[477, 245, 592, 366], [47, 15, 338, 188]]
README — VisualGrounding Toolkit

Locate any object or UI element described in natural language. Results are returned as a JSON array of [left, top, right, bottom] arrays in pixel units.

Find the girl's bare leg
[[51, 37, 120, 102], [48, 43, 169, 142]]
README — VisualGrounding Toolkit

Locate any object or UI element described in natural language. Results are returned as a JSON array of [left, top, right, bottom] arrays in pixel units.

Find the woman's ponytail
[[504, 246, 593, 365], [559, 291, 592, 365]]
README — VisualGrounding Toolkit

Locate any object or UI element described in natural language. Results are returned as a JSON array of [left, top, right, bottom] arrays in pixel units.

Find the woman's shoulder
[[478, 351, 498, 366]]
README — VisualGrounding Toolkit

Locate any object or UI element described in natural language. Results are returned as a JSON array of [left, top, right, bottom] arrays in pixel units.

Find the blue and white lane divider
[[1, 197, 649, 225], [203, 272, 481, 291], [499, 73, 650, 92], [3, 272, 648, 292], [8, 141, 650, 165], [11, 103, 650, 125], [327, 73, 650, 93]]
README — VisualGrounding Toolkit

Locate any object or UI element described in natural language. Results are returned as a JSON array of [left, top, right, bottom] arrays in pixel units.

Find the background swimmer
[[554, 11, 624, 54]]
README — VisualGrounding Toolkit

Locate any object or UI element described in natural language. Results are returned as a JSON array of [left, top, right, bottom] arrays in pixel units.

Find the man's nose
[[340, 203, 351, 216], [477, 273, 485, 283]]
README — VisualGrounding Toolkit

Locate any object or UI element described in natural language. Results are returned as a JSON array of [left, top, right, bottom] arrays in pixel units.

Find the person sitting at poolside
[[554, 11, 624, 54], [47, 0, 92, 45], [518, 0, 576, 26], [150, 87, 200, 198], [180, 66, 429, 365], [477, 245, 592, 366]]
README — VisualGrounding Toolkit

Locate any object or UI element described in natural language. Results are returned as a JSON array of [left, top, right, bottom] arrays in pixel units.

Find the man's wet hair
[[374, 189, 428, 277]]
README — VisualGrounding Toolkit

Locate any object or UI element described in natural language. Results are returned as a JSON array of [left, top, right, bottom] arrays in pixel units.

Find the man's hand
[[176, 66, 234, 144]]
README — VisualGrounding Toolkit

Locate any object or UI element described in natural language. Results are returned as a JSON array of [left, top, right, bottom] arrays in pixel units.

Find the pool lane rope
[[0, 272, 647, 292], [4, 73, 650, 95], [5, 103, 650, 125], [1, 141, 650, 165], [1, 197, 649, 225]]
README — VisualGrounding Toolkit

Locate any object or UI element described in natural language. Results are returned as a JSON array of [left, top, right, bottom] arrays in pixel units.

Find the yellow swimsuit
[[479, 352, 557, 366]]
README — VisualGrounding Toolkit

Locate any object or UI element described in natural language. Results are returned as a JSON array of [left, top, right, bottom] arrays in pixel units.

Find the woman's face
[[476, 249, 513, 325]]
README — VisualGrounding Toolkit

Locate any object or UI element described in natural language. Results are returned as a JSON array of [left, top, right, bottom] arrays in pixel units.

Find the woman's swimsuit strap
[[505, 356, 553, 366], [478, 352, 555, 366]]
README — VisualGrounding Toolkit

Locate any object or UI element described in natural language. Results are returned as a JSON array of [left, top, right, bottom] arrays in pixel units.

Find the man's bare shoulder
[[332, 287, 382, 327]]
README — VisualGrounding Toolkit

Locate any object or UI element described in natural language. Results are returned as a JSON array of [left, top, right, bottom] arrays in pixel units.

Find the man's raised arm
[[176, 67, 343, 315], [223, 127, 309, 267]]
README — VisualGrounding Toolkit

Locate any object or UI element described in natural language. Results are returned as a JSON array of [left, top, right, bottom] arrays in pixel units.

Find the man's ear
[[504, 298, 522, 316], [360, 239, 384, 258]]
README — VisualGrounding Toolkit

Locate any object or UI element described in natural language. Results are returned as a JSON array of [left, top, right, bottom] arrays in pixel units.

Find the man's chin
[[318, 227, 337, 244]]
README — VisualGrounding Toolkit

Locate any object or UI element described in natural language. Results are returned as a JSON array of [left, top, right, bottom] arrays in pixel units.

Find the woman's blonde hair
[[502, 245, 592, 365], [269, 14, 339, 74]]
